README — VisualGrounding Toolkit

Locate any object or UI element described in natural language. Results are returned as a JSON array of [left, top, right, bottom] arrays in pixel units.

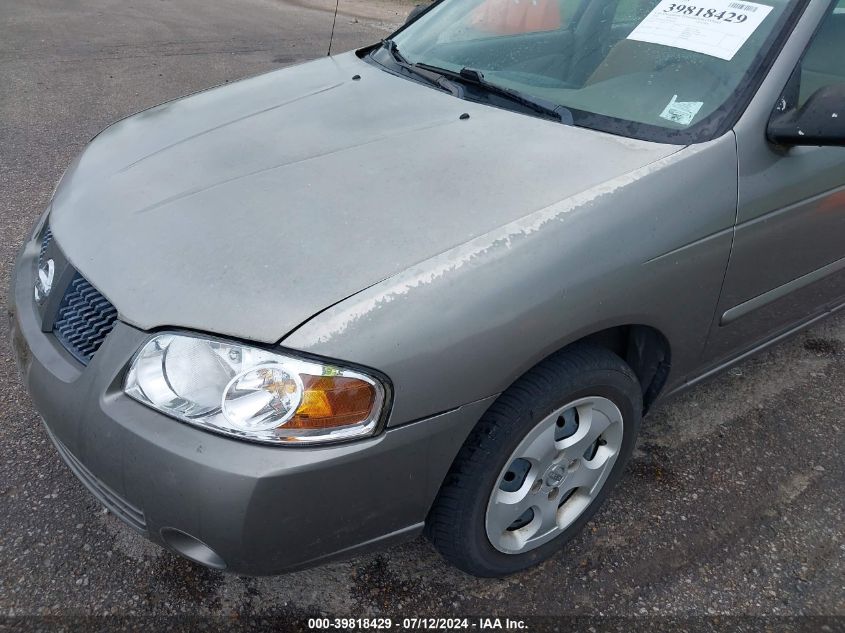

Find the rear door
[[703, 1, 845, 363]]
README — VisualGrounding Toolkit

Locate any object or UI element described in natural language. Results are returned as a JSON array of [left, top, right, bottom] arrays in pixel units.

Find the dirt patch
[[803, 337, 842, 357]]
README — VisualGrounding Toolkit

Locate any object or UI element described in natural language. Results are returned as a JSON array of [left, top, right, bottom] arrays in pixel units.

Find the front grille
[[53, 275, 118, 364], [48, 428, 147, 534], [38, 227, 52, 265]]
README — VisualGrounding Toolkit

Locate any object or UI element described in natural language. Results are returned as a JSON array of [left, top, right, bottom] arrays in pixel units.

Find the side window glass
[[798, 3, 845, 106]]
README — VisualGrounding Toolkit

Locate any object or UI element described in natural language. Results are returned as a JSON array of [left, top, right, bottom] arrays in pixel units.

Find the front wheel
[[426, 344, 643, 577]]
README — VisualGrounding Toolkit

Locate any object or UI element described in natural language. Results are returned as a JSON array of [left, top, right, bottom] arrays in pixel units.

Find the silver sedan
[[9, 0, 845, 576]]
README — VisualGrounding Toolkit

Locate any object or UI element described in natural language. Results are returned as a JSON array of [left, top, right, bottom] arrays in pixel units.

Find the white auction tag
[[627, 0, 774, 61]]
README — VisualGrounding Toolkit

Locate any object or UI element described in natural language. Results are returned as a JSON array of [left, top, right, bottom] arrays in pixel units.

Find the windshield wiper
[[378, 43, 571, 124], [417, 64, 573, 124], [380, 40, 462, 97]]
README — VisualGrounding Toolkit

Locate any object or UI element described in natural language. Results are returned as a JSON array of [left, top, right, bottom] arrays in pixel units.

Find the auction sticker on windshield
[[627, 1, 774, 61], [660, 94, 704, 125]]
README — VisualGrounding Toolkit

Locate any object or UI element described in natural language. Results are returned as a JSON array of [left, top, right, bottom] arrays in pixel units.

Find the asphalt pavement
[[0, 1, 843, 630]]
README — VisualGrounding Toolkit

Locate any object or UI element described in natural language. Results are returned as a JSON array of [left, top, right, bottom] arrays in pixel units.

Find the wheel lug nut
[[531, 479, 542, 494], [568, 459, 579, 471], [548, 488, 559, 501]]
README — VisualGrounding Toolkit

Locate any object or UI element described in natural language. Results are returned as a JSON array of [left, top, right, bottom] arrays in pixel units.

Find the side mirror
[[768, 84, 845, 147], [405, 3, 429, 25]]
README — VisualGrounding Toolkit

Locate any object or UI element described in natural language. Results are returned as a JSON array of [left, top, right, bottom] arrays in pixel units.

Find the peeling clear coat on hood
[[50, 52, 681, 344], [290, 151, 687, 347], [283, 134, 740, 425]]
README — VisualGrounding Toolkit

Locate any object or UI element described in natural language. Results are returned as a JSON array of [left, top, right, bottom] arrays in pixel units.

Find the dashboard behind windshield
[[386, 0, 807, 143]]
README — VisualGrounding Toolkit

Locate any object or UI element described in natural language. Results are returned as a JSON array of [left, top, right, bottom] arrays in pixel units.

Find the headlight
[[124, 333, 389, 445]]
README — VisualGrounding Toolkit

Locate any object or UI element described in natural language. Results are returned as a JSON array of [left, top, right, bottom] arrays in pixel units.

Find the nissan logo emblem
[[34, 258, 55, 304]]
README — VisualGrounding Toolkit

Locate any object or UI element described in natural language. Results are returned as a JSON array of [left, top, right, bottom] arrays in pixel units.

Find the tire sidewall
[[461, 367, 641, 575]]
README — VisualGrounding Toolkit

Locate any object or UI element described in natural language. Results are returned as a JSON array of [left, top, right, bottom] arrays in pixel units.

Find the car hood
[[50, 52, 680, 344]]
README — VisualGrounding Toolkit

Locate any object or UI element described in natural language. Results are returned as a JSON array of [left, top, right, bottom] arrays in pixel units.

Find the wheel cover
[[484, 396, 624, 555]]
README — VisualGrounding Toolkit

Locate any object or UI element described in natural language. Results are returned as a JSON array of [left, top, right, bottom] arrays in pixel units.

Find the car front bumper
[[8, 228, 493, 575]]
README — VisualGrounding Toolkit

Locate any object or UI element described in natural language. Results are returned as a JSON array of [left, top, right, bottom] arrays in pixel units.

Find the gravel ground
[[1, 1, 843, 631]]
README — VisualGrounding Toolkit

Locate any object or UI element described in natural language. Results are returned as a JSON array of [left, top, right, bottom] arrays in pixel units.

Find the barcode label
[[729, 2, 758, 11]]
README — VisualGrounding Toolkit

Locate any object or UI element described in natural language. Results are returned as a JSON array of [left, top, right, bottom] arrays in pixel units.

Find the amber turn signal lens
[[287, 375, 377, 429]]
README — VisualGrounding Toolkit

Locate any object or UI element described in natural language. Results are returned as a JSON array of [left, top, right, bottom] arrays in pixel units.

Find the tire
[[425, 344, 643, 577]]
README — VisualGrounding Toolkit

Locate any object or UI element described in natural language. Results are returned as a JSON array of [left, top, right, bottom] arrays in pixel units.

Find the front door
[[704, 1, 845, 364]]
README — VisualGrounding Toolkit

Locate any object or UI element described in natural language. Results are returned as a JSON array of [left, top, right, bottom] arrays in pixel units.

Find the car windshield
[[378, 0, 806, 143]]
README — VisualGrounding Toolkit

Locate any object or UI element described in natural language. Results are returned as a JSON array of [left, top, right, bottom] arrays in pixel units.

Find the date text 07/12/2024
[[306, 617, 528, 630]]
